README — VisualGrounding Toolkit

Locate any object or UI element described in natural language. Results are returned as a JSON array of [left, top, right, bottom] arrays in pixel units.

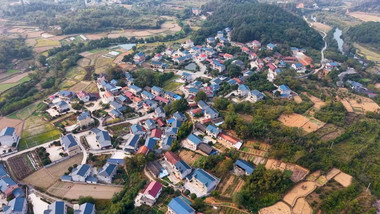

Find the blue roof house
[[61, 134, 79, 154], [234, 159, 255, 175], [206, 124, 220, 138], [173, 160, 192, 179], [74, 202, 96, 214], [91, 128, 113, 149], [186, 168, 218, 197], [71, 164, 91, 182], [184, 134, 203, 151], [97, 163, 118, 184], [4, 197, 27, 214], [168, 197, 195, 214], [123, 134, 141, 152], [130, 124, 146, 135], [44, 201, 66, 214]]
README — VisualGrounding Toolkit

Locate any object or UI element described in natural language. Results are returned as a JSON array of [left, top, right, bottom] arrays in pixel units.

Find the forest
[[0, 38, 33, 69], [3, 3, 163, 34], [192, 1, 323, 49], [346, 22, 380, 50]]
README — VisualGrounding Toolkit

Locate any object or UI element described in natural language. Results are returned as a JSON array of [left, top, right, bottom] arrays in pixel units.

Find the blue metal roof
[[77, 111, 90, 121], [152, 86, 163, 93], [235, 159, 255, 174], [279, 85, 290, 92], [172, 120, 182, 128], [163, 137, 174, 147], [145, 138, 157, 150], [168, 197, 195, 214], [76, 164, 90, 177], [130, 124, 143, 134], [238, 84, 250, 91], [105, 164, 117, 176], [0, 127, 15, 136], [192, 168, 216, 188], [107, 158, 125, 165], [130, 84, 142, 92], [187, 134, 202, 145], [174, 160, 191, 173], [60, 175, 72, 181], [251, 90, 264, 98], [126, 134, 140, 148], [82, 203, 95, 214], [206, 124, 219, 134], [61, 134, 78, 149]]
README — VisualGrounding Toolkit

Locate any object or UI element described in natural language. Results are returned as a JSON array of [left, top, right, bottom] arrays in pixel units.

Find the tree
[[78, 196, 95, 205], [190, 193, 197, 200], [195, 91, 207, 102], [227, 64, 242, 78]]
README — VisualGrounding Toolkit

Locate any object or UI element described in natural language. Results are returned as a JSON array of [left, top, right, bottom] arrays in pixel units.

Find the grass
[[35, 39, 60, 48], [163, 75, 182, 91], [7, 69, 19, 74], [354, 43, 380, 65], [138, 35, 191, 48], [7, 102, 39, 120], [0, 76, 31, 92], [66, 66, 87, 81], [19, 129, 61, 150], [89, 48, 107, 53]]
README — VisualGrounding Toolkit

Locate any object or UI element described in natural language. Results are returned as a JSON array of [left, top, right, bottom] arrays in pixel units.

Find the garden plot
[[292, 198, 312, 214], [265, 159, 309, 183], [7, 102, 39, 120], [259, 201, 291, 214], [179, 150, 201, 166], [217, 174, 245, 198], [302, 92, 326, 110], [314, 123, 345, 142], [283, 181, 317, 207], [7, 151, 41, 180], [338, 93, 380, 113], [278, 113, 325, 133]]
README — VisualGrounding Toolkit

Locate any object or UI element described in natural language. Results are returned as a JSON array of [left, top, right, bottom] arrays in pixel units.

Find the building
[[234, 159, 255, 176], [206, 124, 220, 138], [204, 107, 219, 119], [91, 128, 113, 149], [162, 137, 174, 150], [238, 85, 250, 97], [217, 133, 242, 150], [250, 90, 264, 102], [123, 134, 140, 153], [0, 177, 24, 198], [97, 163, 118, 184], [77, 111, 92, 127], [61, 134, 80, 155], [130, 124, 146, 135], [44, 201, 67, 214], [155, 107, 166, 118], [151, 129, 162, 140], [145, 138, 157, 150], [267, 43, 276, 50], [173, 160, 192, 180], [0, 127, 20, 149], [184, 134, 203, 151], [291, 63, 304, 71], [167, 197, 195, 214], [151, 86, 164, 96], [76, 91, 90, 103], [145, 119, 156, 130], [129, 85, 142, 95], [74, 203, 95, 214], [3, 197, 27, 214], [141, 91, 155, 100], [54, 101, 70, 113], [71, 164, 91, 182], [173, 112, 186, 122], [164, 151, 181, 168], [278, 85, 292, 96], [186, 168, 218, 196], [136, 181, 162, 206], [134, 52, 146, 64]]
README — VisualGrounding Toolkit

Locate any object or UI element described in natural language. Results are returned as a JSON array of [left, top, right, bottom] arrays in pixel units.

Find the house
[[74, 203, 95, 214], [162, 137, 174, 150], [151, 61, 168, 69], [217, 133, 242, 149], [213, 61, 226, 72], [155, 107, 166, 118], [71, 164, 91, 182], [153, 53, 162, 61], [76, 91, 90, 103], [147, 161, 167, 179], [207, 37, 215, 44], [134, 52, 146, 64], [167, 197, 195, 214], [184, 134, 203, 151], [0, 165, 8, 179], [173, 112, 186, 122], [250, 40, 261, 49], [224, 53, 233, 60], [0, 177, 23, 198], [136, 181, 162, 206], [174, 55, 192, 64], [194, 123, 207, 133], [151, 129, 162, 140], [145, 119, 156, 130], [110, 101, 126, 112], [241, 46, 250, 54], [278, 85, 292, 96], [267, 43, 276, 50], [61, 134, 80, 154], [186, 168, 218, 196], [151, 86, 164, 96], [174, 160, 192, 179], [137, 145, 149, 156], [249, 52, 257, 60], [234, 159, 255, 176], [164, 151, 181, 168], [145, 138, 157, 150], [0, 127, 20, 148], [181, 72, 193, 82], [57, 90, 76, 101], [291, 63, 304, 71], [141, 91, 155, 100], [197, 100, 209, 110], [165, 127, 178, 139], [97, 163, 118, 184], [198, 143, 215, 156], [109, 109, 122, 119], [238, 85, 250, 96], [204, 107, 219, 119], [326, 62, 339, 70], [103, 91, 114, 103], [91, 128, 113, 149], [227, 79, 237, 86], [250, 90, 265, 102], [206, 124, 220, 138], [171, 120, 182, 129], [44, 201, 67, 214], [143, 100, 158, 111], [130, 124, 146, 135], [129, 85, 142, 95], [184, 39, 194, 49], [54, 101, 70, 113], [3, 197, 27, 214], [347, 80, 365, 91], [77, 111, 92, 127]]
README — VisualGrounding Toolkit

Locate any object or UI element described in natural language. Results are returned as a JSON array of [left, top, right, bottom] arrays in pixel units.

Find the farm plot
[[292, 198, 312, 214], [311, 22, 333, 33], [354, 43, 380, 65], [6, 102, 39, 120], [83, 82, 99, 93], [348, 12, 380, 22], [302, 92, 326, 110], [259, 201, 291, 214], [265, 159, 309, 183], [216, 206, 249, 214], [278, 113, 324, 133], [333, 171, 353, 187], [68, 81, 91, 92], [338, 93, 380, 113], [217, 174, 245, 198], [62, 183, 123, 199], [66, 66, 87, 81], [314, 123, 345, 142], [94, 56, 115, 74], [23, 154, 83, 190], [0, 76, 30, 93], [283, 181, 317, 207], [179, 150, 201, 166], [7, 151, 42, 180]]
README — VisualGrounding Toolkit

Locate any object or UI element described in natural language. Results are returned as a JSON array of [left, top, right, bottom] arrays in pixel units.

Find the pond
[[333, 28, 344, 54]]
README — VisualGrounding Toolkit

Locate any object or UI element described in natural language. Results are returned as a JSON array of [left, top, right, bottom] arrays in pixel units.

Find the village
[[0, 14, 378, 213]]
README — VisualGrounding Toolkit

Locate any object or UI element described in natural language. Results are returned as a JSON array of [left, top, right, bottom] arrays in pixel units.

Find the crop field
[[215, 206, 249, 214], [333, 171, 353, 187], [179, 150, 201, 166], [354, 43, 380, 65], [314, 123, 345, 142], [95, 56, 115, 74], [0, 76, 30, 93], [293, 198, 312, 214], [278, 113, 325, 133], [60, 79, 77, 89], [7, 151, 42, 180], [348, 12, 380, 22], [259, 202, 291, 214], [311, 22, 333, 33], [163, 75, 182, 92], [7, 102, 39, 120], [265, 159, 309, 183], [218, 174, 245, 198], [337, 91, 380, 113], [23, 154, 83, 190], [66, 66, 87, 81], [84, 82, 99, 93], [283, 181, 317, 207], [51, 182, 123, 199], [106, 123, 131, 135], [35, 39, 61, 48], [68, 81, 91, 92]]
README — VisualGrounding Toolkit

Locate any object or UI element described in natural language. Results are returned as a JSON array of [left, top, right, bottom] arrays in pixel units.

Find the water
[[333, 28, 344, 54]]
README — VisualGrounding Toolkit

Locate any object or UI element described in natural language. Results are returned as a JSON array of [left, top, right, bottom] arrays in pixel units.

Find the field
[[106, 123, 131, 135], [68, 81, 92, 92], [215, 206, 249, 214], [354, 43, 380, 65], [66, 66, 87, 81], [265, 159, 309, 183], [348, 12, 380, 22], [0, 76, 30, 92], [47, 182, 123, 199], [302, 93, 326, 110], [23, 154, 83, 190], [278, 113, 325, 133], [178, 150, 201, 166], [311, 22, 333, 33], [7, 151, 42, 180], [283, 181, 317, 207], [217, 174, 245, 198], [314, 123, 345, 142], [333, 171, 353, 187], [259, 202, 291, 214], [0, 117, 24, 136], [337, 91, 380, 113], [35, 39, 61, 48], [292, 198, 312, 214]]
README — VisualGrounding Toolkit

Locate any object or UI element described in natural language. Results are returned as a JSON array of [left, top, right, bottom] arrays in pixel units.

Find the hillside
[[192, 1, 323, 49], [350, 0, 380, 13], [346, 21, 380, 50]]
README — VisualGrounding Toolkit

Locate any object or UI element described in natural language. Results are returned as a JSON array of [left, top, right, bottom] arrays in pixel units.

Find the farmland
[[217, 174, 245, 199], [278, 113, 325, 133], [179, 150, 201, 166], [354, 43, 380, 65], [7, 151, 42, 180], [0, 76, 30, 93], [348, 12, 380, 22]]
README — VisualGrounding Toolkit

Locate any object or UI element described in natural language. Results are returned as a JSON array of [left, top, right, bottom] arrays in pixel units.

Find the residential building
[[0, 127, 20, 148], [151, 86, 164, 96], [97, 163, 118, 184], [238, 85, 250, 96], [71, 164, 91, 182], [74, 203, 95, 214], [136, 181, 162, 206], [155, 107, 166, 118], [0, 177, 23, 198], [217, 133, 242, 150], [137, 145, 149, 156], [129, 85, 142, 95], [77, 111, 92, 127], [145, 138, 157, 150], [250, 90, 265, 102], [110, 101, 126, 112], [204, 107, 219, 119], [162, 137, 174, 150], [174, 160, 192, 180], [278, 85, 292, 96], [267, 43, 276, 50], [173, 112, 186, 122], [76, 91, 90, 103], [206, 124, 220, 138], [61, 134, 80, 155], [168, 197, 195, 214], [151, 129, 162, 140], [141, 91, 155, 100], [3, 197, 27, 214], [145, 119, 156, 130], [123, 134, 140, 153], [91, 128, 113, 149], [291, 63, 304, 71], [130, 124, 146, 135], [184, 134, 203, 151], [197, 100, 209, 110], [44, 201, 67, 214], [54, 101, 70, 113], [109, 109, 122, 119], [186, 168, 218, 196], [234, 159, 255, 176], [134, 52, 146, 64]]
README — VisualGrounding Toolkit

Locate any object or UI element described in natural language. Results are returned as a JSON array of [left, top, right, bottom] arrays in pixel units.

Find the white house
[[185, 168, 218, 197], [238, 85, 250, 97], [3, 197, 27, 214], [97, 163, 118, 184], [74, 203, 95, 214], [135, 181, 162, 207], [44, 201, 67, 214], [0, 127, 20, 149], [249, 90, 265, 102], [71, 164, 91, 182], [183, 134, 203, 151]]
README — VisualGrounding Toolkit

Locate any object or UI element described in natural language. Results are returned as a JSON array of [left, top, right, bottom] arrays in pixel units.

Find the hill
[[350, 0, 380, 13], [346, 21, 380, 50], [192, 1, 323, 49]]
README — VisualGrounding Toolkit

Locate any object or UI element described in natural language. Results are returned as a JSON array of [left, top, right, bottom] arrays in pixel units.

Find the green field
[[35, 39, 61, 47], [7, 69, 20, 74], [19, 129, 61, 150], [0, 76, 31, 92], [163, 75, 182, 92], [7, 102, 40, 120]]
